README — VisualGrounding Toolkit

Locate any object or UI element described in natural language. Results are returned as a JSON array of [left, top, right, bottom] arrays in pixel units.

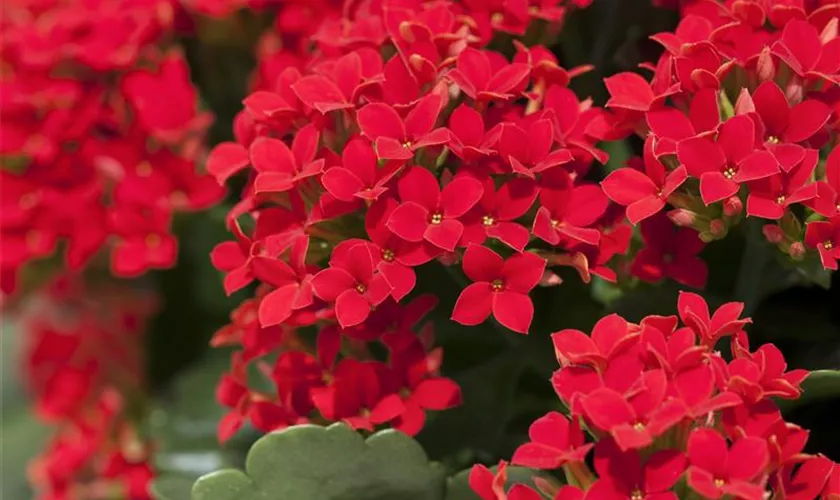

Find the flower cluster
[[470, 293, 839, 500], [206, 0, 621, 441], [599, 0, 839, 282], [0, 0, 223, 294], [20, 276, 157, 500]]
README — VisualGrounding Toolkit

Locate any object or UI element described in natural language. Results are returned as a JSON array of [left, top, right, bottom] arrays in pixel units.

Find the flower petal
[[451, 282, 493, 326], [492, 291, 534, 334]]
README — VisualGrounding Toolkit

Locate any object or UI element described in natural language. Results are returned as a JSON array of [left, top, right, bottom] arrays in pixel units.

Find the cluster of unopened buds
[[470, 293, 840, 499], [21, 276, 157, 500], [0, 0, 222, 294]]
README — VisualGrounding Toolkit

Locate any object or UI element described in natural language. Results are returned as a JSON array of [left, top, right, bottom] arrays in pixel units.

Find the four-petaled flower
[[452, 244, 546, 334]]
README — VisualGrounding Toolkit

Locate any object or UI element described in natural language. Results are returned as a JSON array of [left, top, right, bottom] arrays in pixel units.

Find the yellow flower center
[[145, 234, 161, 247], [767, 136, 780, 144], [723, 167, 736, 180], [382, 249, 395, 262], [825, 240, 834, 251], [482, 215, 495, 227], [714, 478, 725, 488], [491, 279, 504, 292], [633, 422, 645, 431], [631, 489, 644, 500], [776, 195, 785, 205], [355, 283, 367, 293], [430, 213, 443, 225], [136, 161, 153, 177]]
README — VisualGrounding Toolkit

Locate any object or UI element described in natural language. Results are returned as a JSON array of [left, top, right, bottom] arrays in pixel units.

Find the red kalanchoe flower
[[446, 104, 502, 162], [771, 20, 840, 85], [109, 204, 177, 277], [290, 49, 383, 114], [460, 177, 538, 252], [746, 81, 833, 146], [677, 292, 750, 346], [321, 138, 402, 202], [498, 118, 573, 178], [588, 438, 687, 500], [580, 370, 686, 450], [631, 215, 708, 289], [387, 167, 484, 252], [447, 48, 531, 102], [251, 124, 325, 193], [677, 115, 780, 205], [686, 429, 769, 500], [809, 147, 840, 217], [551, 314, 639, 371], [746, 149, 819, 220], [357, 92, 451, 160], [533, 171, 608, 246], [805, 216, 840, 270], [451, 244, 546, 334], [602, 136, 687, 224], [511, 411, 593, 469], [310, 242, 392, 328]]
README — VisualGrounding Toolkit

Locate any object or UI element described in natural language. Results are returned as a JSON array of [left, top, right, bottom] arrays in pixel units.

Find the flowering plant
[[2, 0, 839, 499]]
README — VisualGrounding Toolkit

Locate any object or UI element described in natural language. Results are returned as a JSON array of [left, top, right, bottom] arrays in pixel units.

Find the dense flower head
[[18, 276, 156, 500], [0, 0, 222, 295], [473, 293, 836, 500], [598, 0, 839, 276], [205, 0, 614, 441]]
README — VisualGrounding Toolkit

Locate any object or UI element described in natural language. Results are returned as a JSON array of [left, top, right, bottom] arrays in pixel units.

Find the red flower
[[677, 292, 749, 346], [551, 314, 639, 371], [386, 167, 483, 252], [365, 199, 439, 301], [109, 204, 177, 277], [357, 92, 451, 160], [771, 20, 840, 85], [251, 124, 325, 193], [631, 215, 708, 289], [451, 245, 545, 334], [256, 237, 314, 327], [645, 88, 719, 157], [533, 171, 608, 246], [290, 49, 383, 114], [310, 242, 392, 328], [446, 104, 502, 162], [580, 370, 686, 450], [321, 138, 402, 202], [511, 411, 593, 469], [498, 118, 573, 178], [310, 359, 403, 431], [747, 81, 833, 146], [808, 147, 840, 217], [677, 115, 779, 205], [804, 217, 840, 270], [588, 438, 687, 500], [447, 47, 531, 102], [746, 149, 818, 220], [460, 177, 538, 252], [671, 364, 743, 418], [207, 141, 251, 185], [775, 456, 835, 500], [686, 429, 769, 500], [602, 136, 687, 224]]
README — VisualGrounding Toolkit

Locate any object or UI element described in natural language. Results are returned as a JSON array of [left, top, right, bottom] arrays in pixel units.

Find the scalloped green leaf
[[190, 423, 446, 500]]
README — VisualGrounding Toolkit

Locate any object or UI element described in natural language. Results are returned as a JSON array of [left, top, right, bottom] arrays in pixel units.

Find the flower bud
[[785, 78, 804, 105], [789, 242, 806, 260], [762, 224, 784, 244], [723, 196, 743, 217], [756, 47, 775, 83], [667, 208, 695, 227], [709, 219, 727, 238]]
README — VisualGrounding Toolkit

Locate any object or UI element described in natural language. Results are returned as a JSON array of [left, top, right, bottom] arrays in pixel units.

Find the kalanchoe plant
[[2, 0, 839, 499]]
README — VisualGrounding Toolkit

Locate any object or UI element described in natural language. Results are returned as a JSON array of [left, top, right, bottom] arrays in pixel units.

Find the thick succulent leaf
[[190, 423, 446, 500], [151, 475, 196, 500]]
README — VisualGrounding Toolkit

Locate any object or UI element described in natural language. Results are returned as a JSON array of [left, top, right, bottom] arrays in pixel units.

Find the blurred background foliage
[[3, 0, 838, 497]]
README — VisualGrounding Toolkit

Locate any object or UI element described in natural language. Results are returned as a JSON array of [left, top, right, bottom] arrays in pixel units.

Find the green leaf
[[445, 465, 546, 500], [151, 475, 197, 500], [779, 370, 840, 413], [190, 424, 447, 500]]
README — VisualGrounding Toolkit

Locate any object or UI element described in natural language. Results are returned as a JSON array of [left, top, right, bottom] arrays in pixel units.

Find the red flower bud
[[723, 196, 743, 217]]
